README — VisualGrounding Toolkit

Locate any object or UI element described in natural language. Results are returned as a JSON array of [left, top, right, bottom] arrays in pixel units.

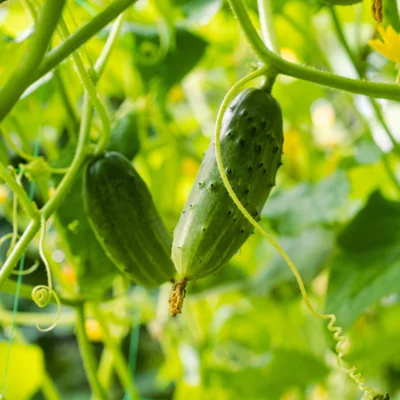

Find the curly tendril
[[31, 216, 61, 332], [134, 0, 173, 66], [11, 260, 40, 276], [0, 233, 16, 248], [213, 67, 383, 400], [32, 285, 53, 308], [6, 169, 24, 257]]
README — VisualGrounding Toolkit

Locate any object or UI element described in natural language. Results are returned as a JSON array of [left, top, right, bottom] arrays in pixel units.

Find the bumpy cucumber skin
[[172, 88, 283, 281], [84, 152, 175, 288]]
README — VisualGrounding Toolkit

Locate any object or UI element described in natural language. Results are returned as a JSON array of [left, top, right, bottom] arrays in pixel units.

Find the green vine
[[228, 0, 400, 101], [0, 0, 66, 123], [36, 0, 137, 83], [0, 0, 397, 398], [76, 305, 108, 400]]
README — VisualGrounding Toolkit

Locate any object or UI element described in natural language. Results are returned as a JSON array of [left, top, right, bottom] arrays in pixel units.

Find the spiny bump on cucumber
[[169, 88, 283, 316]]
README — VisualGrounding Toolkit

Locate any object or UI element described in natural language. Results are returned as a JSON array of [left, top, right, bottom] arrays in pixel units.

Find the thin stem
[[93, 13, 125, 154], [329, 8, 361, 74], [329, 7, 399, 151], [36, 0, 137, 82], [75, 305, 108, 400], [96, 348, 115, 395], [53, 69, 80, 134], [369, 99, 399, 151], [94, 14, 124, 79], [9, 173, 21, 256], [40, 374, 61, 400], [329, 7, 400, 194], [21, 0, 38, 21], [57, 18, 110, 158], [0, 309, 75, 326], [42, 99, 92, 219], [0, 99, 91, 289], [284, 7, 400, 196], [227, 0, 400, 101], [257, 0, 279, 53], [381, 155, 400, 195], [282, 12, 331, 69], [0, 0, 66, 123], [2, 128, 37, 161], [0, 164, 38, 220], [91, 304, 140, 400]]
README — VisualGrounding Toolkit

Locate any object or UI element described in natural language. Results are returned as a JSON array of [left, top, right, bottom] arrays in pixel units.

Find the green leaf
[[338, 191, 400, 253], [53, 146, 119, 299], [262, 349, 329, 396], [127, 24, 208, 94], [263, 170, 350, 235], [252, 227, 335, 295], [354, 139, 382, 165], [0, 342, 44, 400], [348, 304, 400, 383], [175, 0, 222, 24], [204, 348, 328, 399], [326, 191, 400, 329]]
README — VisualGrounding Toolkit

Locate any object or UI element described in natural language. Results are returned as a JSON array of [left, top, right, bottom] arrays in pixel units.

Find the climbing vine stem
[[257, 0, 279, 53], [76, 305, 108, 400], [0, 0, 66, 123], [91, 304, 140, 400], [329, 7, 400, 151], [228, 0, 400, 101], [36, 0, 137, 83]]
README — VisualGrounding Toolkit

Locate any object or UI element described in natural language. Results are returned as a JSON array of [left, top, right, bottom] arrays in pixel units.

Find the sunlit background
[[0, 0, 400, 399]]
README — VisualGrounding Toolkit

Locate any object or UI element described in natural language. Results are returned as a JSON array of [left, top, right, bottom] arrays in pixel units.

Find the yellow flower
[[369, 25, 400, 63]]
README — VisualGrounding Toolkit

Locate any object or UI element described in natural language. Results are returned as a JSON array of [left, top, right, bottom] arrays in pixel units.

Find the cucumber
[[84, 151, 175, 288], [108, 110, 141, 160], [170, 88, 283, 315]]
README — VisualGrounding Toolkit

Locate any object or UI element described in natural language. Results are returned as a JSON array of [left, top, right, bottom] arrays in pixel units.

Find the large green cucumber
[[170, 88, 283, 315], [84, 152, 175, 288]]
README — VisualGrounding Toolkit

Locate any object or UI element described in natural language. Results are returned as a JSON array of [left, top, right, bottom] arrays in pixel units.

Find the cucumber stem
[[168, 278, 188, 317]]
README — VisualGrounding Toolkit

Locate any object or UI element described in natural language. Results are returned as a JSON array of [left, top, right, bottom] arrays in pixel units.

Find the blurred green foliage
[[0, 0, 400, 399]]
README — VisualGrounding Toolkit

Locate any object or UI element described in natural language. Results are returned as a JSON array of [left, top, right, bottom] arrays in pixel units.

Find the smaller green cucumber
[[84, 152, 175, 288], [108, 109, 141, 160]]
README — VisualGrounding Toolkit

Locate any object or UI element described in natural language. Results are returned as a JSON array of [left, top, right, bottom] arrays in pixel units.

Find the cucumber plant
[[0, 0, 398, 398]]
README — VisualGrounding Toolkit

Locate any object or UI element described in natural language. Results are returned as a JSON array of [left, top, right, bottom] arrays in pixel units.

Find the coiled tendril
[[11, 260, 40, 276], [31, 216, 61, 332], [213, 67, 385, 400]]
